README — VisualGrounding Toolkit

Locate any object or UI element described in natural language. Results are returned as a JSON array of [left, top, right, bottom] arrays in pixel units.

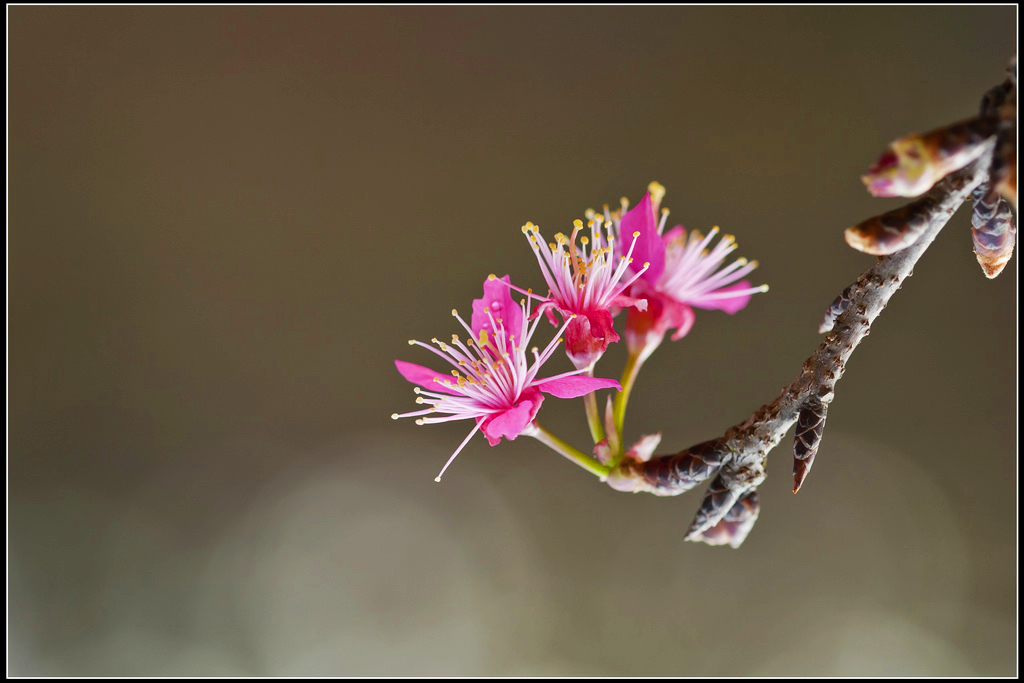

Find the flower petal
[[688, 280, 754, 314], [564, 311, 619, 368], [395, 359, 461, 394], [626, 433, 662, 462], [625, 289, 696, 348], [534, 375, 621, 398], [667, 303, 697, 340], [472, 275, 524, 342], [620, 192, 665, 284], [611, 293, 648, 312], [478, 387, 544, 444], [662, 225, 686, 243]]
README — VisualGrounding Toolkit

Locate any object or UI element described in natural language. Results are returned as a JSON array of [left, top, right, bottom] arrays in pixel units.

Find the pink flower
[[512, 219, 650, 369], [614, 185, 768, 356], [393, 276, 622, 481]]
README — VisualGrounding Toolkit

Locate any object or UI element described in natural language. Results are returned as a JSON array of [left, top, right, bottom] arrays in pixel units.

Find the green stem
[[613, 351, 646, 445], [582, 367, 606, 444], [528, 423, 610, 479]]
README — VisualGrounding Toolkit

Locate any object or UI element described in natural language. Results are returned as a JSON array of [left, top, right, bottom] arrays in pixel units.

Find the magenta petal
[[478, 387, 544, 444], [689, 280, 754, 314], [564, 311, 618, 368], [535, 375, 621, 398], [395, 360, 461, 394], [619, 192, 665, 283], [471, 275, 524, 341]]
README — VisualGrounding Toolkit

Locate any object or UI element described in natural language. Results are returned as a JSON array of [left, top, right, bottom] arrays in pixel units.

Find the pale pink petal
[[471, 275, 524, 341], [478, 387, 544, 444], [667, 303, 697, 341], [395, 359, 460, 394], [535, 374, 621, 398], [610, 293, 648, 312], [688, 280, 755, 314], [626, 433, 662, 462], [619, 192, 664, 283], [593, 439, 613, 465]]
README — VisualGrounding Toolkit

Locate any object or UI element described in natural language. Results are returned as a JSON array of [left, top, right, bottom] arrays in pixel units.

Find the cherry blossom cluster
[[393, 183, 767, 481]]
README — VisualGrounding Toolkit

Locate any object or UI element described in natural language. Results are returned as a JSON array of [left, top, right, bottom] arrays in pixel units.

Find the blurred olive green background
[[9, 6, 1017, 676]]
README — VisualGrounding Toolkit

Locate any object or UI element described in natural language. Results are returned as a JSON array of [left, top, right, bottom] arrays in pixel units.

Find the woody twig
[[606, 58, 1017, 548]]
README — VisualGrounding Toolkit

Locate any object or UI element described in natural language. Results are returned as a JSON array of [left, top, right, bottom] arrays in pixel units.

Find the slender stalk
[[613, 348, 648, 445], [582, 367, 606, 444], [527, 423, 611, 478]]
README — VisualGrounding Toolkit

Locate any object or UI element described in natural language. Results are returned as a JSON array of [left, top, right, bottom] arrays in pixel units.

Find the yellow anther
[[451, 309, 458, 317], [760, 284, 770, 292], [632, 231, 640, 238], [488, 273, 496, 281], [749, 260, 759, 268], [415, 397, 425, 404], [573, 219, 583, 229], [643, 261, 650, 268], [391, 413, 399, 420], [451, 334, 459, 343], [408, 339, 416, 345], [415, 419, 425, 425], [647, 181, 666, 205], [736, 258, 748, 265]]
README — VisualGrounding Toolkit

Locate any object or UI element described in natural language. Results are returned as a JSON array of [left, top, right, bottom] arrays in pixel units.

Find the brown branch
[[605, 62, 1016, 547]]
